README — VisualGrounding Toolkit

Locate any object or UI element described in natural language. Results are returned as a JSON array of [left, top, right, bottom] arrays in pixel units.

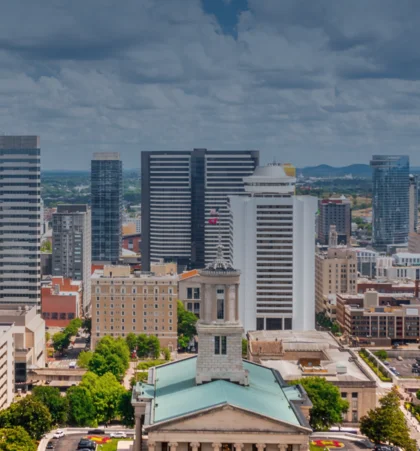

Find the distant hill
[[298, 164, 372, 178]]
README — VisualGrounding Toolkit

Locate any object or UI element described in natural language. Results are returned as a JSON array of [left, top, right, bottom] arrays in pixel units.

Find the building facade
[[370, 155, 410, 250], [91, 266, 177, 351], [317, 196, 351, 245], [315, 247, 357, 314], [41, 277, 82, 327], [91, 153, 122, 264], [141, 149, 259, 271], [229, 165, 317, 332], [409, 174, 418, 234], [0, 325, 15, 409], [0, 136, 41, 307], [131, 246, 312, 451], [52, 204, 91, 313]]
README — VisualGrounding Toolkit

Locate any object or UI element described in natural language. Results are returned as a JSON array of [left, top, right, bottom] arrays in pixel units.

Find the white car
[[53, 430, 65, 439], [110, 431, 127, 438]]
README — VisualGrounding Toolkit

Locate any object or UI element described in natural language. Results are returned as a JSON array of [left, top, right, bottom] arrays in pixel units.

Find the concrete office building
[[0, 136, 41, 307], [52, 205, 91, 313], [370, 155, 410, 250], [91, 266, 177, 351], [0, 325, 15, 410], [317, 196, 352, 245], [91, 153, 122, 264], [141, 149, 259, 271], [229, 165, 318, 332], [315, 246, 357, 315], [409, 174, 418, 234]]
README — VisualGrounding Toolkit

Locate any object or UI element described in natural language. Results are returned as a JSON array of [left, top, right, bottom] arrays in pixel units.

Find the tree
[[136, 334, 149, 358], [67, 386, 96, 427], [242, 338, 248, 358], [118, 390, 134, 427], [177, 301, 197, 339], [361, 388, 416, 451], [52, 332, 70, 353], [178, 335, 189, 350], [0, 427, 36, 451], [291, 377, 349, 431], [162, 347, 171, 361], [32, 386, 69, 425], [45, 332, 50, 343], [80, 372, 125, 425], [40, 240, 52, 253], [374, 350, 388, 361], [64, 318, 82, 337], [147, 335, 160, 359], [126, 333, 137, 353], [0, 397, 52, 440], [77, 350, 93, 369], [83, 317, 92, 335]]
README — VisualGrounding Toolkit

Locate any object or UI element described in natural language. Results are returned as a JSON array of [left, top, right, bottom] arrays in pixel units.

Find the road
[[49, 334, 89, 369]]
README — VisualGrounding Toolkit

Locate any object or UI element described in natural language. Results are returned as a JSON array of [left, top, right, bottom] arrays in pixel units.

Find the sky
[[2, 0, 420, 169]]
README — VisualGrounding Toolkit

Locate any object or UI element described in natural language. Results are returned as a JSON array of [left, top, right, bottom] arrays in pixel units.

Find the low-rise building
[[122, 233, 141, 254], [0, 324, 15, 409], [315, 246, 357, 314], [41, 277, 82, 327], [408, 232, 420, 253], [27, 368, 86, 388], [91, 266, 177, 351], [178, 270, 201, 318], [248, 330, 377, 424], [0, 305, 45, 390]]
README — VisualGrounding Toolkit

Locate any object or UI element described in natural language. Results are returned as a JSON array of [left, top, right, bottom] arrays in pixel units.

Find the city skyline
[[3, 1, 420, 169]]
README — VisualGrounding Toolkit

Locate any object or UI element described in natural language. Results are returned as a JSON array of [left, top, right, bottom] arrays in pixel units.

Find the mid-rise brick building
[[91, 266, 177, 351]]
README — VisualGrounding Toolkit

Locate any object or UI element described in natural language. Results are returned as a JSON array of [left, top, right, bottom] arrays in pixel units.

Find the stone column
[[204, 285, 212, 322], [212, 443, 222, 451], [225, 284, 230, 321], [169, 442, 178, 451], [190, 442, 201, 451], [234, 444, 244, 451], [256, 444, 266, 451], [294, 446, 301, 451], [148, 442, 156, 451], [134, 413, 142, 451], [228, 285, 236, 321], [235, 284, 239, 321], [278, 445, 287, 451]]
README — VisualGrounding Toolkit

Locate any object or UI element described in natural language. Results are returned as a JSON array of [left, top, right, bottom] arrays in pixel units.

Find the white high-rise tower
[[229, 164, 317, 332]]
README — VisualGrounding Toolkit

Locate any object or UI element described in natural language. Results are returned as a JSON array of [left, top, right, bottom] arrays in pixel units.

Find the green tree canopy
[[136, 334, 149, 358], [242, 338, 248, 358], [178, 335, 189, 350], [32, 386, 68, 425], [118, 390, 134, 427], [52, 332, 70, 353], [77, 350, 93, 369], [67, 386, 97, 427], [0, 397, 52, 440], [40, 240, 52, 253], [80, 372, 125, 425], [177, 301, 197, 340], [0, 427, 36, 451], [125, 333, 137, 353], [147, 335, 160, 359], [83, 318, 92, 335], [291, 377, 349, 431], [361, 388, 416, 451], [374, 350, 388, 361]]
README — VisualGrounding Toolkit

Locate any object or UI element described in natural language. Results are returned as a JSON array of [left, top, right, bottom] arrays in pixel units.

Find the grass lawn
[[95, 438, 132, 451]]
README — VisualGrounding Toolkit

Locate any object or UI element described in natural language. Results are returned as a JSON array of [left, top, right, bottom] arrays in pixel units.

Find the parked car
[[397, 356, 403, 361], [46, 441, 55, 449], [87, 429, 105, 435], [77, 439, 96, 450], [110, 431, 127, 438], [53, 430, 64, 439], [384, 361, 390, 366]]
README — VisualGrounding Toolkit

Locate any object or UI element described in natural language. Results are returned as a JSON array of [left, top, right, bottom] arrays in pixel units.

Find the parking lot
[[47, 432, 133, 450], [385, 357, 420, 378]]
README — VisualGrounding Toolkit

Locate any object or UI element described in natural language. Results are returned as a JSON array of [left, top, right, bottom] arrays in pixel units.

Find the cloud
[[2, 0, 420, 169]]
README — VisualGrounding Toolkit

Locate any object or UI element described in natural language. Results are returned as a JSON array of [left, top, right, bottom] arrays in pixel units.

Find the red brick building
[[122, 233, 141, 254], [41, 277, 82, 327]]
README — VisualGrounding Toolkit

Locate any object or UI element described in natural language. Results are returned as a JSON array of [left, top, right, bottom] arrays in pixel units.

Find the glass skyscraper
[[91, 153, 122, 263], [370, 155, 409, 250]]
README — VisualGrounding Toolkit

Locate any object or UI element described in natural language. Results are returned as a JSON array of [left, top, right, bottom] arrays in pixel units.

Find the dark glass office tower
[[141, 149, 259, 271], [370, 155, 409, 251], [91, 153, 122, 263], [0, 136, 41, 306]]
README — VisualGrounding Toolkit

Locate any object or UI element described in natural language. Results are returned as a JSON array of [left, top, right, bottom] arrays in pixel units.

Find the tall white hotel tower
[[229, 164, 317, 332], [0, 136, 41, 307]]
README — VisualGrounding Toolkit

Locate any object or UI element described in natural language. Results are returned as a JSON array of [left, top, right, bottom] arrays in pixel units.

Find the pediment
[[147, 403, 309, 434]]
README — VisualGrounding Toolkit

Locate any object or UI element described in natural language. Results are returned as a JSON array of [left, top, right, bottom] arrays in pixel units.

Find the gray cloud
[[2, 0, 420, 169]]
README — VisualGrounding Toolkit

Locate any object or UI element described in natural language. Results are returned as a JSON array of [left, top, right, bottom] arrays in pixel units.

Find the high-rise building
[[91, 153, 122, 264], [229, 165, 318, 332], [52, 205, 91, 313], [370, 155, 409, 250], [315, 247, 357, 316], [91, 265, 177, 351], [409, 174, 418, 233], [0, 136, 41, 307], [317, 196, 352, 245], [141, 149, 259, 271]]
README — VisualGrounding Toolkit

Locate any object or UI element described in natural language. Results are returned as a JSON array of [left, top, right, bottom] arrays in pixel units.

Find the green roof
[[148, 357, 304, 427]]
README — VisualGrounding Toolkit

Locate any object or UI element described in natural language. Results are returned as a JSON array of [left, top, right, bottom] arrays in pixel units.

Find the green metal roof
[[150, 357, 303, 427]]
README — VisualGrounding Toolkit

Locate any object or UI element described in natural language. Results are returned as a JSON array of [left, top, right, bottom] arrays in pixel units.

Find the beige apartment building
[[315, 247, 357, 315], [91, 266, 178, 351]]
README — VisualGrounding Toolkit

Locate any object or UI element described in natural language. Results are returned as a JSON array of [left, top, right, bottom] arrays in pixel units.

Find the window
[[217, 298, 224, 320], [187, 288, 193, 299], [193, 288, 200, 299], [214, 336, 227, 355]]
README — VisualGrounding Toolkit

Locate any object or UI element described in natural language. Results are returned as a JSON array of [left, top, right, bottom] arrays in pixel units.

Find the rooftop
[[134, 356, 309, 428]]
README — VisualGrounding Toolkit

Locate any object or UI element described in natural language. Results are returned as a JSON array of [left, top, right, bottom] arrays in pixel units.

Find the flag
[[210, 208, 219, 216], [208, 217, 219, 225]]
